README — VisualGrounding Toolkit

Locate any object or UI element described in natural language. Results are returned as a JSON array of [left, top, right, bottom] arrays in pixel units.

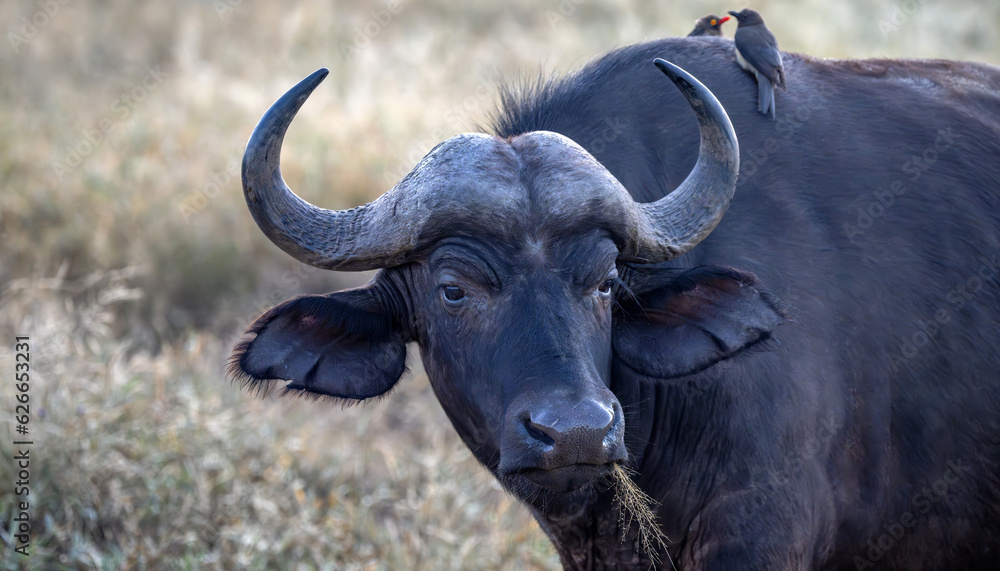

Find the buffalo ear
[[613, 265, 788, 380], [228, 284, 407, 402]]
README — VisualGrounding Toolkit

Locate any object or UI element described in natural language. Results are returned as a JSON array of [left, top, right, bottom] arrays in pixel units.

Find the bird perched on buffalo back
[[728, 9, 786, 118], [687, 14, 730, 37]]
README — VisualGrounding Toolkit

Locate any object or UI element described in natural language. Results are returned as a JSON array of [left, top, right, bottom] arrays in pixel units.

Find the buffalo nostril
[[605, 406, 622, 443], [524, 417, 557, 446]]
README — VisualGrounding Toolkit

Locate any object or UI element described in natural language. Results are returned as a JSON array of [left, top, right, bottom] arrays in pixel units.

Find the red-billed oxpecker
[[687, 14, 730, 37]]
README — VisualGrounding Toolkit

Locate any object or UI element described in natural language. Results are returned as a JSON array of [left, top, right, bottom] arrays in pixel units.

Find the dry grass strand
[[611, 464, 673, 569]]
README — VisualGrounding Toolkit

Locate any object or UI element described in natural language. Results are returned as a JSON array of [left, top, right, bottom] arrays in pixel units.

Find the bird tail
[[758, 79, 776, 119]]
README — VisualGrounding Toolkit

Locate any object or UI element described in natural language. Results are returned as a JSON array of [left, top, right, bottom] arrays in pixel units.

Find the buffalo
[[230, 36, 1000, 569]]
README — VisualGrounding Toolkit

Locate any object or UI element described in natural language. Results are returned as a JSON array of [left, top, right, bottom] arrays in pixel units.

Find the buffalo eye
[[596, 268, 618, 297], [442, 285, 466, 304]]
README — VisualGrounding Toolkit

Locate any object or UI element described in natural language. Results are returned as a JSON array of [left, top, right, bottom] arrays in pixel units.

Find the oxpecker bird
[[728, 9, 786, 118], [687, 14, 730, 37]]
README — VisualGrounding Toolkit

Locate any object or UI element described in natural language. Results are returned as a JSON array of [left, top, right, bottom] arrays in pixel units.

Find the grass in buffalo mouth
[[611, 463, 672, 568]]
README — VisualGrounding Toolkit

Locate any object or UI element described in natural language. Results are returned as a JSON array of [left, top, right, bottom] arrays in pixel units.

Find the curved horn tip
[[652, 58, 692, 90], [243, 67, 331, 176], [306, 67, 330, 86], [285, 68, 330, 104], [652, 58, 713, 108], [651, 57, 738, 150]]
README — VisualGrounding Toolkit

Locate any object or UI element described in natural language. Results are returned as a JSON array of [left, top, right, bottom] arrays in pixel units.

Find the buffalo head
[[230, 61, 779, 510]]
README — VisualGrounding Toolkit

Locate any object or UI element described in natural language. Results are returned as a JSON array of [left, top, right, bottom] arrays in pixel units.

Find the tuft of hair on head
[[610, 464, 673, 569]]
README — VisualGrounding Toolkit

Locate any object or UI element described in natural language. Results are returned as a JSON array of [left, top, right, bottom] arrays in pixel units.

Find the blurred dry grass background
[[0, 0, 996, 568]]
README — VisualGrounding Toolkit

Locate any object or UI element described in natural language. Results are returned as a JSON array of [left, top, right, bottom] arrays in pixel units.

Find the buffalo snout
[[501, 390, 627, 493]]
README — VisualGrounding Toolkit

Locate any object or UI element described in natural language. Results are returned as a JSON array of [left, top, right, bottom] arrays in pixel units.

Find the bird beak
[[718, 16, 730, 24], [727, 10, 739, 17]]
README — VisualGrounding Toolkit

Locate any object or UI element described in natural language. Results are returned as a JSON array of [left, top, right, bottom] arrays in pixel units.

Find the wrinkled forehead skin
[[411, 131, 640, 248]]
